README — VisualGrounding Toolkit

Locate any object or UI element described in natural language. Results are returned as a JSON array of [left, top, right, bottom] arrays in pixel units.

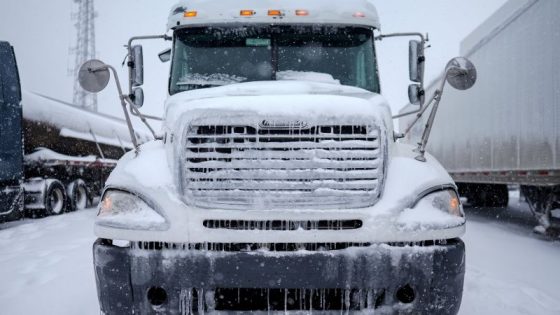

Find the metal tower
[[71, 0, 97, 111]]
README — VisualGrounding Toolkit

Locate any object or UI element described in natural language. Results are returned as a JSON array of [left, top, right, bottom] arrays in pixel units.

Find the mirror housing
[[131, 45, 144, 87], [409, 40, 425, 83], [445, 57, 477, 90], [78, 59, 110, 93], [131, 87, 144, 108], [408, 84, 425, 106], [158, 48, 171, 63]]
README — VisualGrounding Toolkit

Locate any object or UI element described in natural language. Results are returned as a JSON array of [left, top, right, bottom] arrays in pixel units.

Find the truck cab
[[90, 0, 474, 313]]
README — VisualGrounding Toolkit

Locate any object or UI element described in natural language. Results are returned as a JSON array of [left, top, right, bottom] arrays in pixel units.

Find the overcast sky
[[0, 0, 507, 124]]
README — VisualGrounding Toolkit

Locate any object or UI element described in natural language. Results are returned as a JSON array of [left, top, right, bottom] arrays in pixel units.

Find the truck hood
[[164, 81, 393, 132]]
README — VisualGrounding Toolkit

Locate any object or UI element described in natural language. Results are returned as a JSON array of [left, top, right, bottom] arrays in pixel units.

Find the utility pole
[[71, 0, 97, 111]]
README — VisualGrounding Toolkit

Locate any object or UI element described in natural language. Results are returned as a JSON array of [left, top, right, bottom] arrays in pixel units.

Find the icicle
[[197, 288, 205, 315], [284, 288, 288, 314], [344, 289, 351, 314]]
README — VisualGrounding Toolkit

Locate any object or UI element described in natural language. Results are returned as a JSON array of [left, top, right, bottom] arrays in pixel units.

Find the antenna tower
[[71, 0, 97, 111]]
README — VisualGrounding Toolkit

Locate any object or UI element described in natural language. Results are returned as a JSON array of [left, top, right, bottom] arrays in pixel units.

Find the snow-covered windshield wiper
[[175, 73, 246, 89]]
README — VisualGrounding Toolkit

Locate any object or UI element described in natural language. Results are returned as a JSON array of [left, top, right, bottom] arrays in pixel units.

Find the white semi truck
[[80, 0, 478, 313], [399, 0, 560, 234]]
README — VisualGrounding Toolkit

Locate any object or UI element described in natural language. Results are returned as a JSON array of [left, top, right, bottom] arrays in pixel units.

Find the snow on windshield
[[276, 71, 341, 85], [176, 73, 247, 87]]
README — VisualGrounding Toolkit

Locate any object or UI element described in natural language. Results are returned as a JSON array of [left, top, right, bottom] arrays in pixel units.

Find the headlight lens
[[97, 190, 167, 230], [415, 189, 463, 217], [397, 189, 464, 231]]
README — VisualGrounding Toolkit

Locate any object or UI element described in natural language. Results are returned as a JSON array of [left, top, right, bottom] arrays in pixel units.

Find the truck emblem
[[259, 120, 309, 129]]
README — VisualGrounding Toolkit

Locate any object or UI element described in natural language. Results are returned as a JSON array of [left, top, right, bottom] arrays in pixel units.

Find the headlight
[[414, 189, 463, 217], [97, 190, 168, 230], [397, 188, 465, 231]]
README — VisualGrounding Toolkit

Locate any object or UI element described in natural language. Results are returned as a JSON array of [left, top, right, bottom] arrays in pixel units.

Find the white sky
[[0, 0, 507, 124]]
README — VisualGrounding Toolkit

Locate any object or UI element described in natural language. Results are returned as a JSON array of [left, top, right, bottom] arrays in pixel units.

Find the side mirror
[[158, 48, 171, 63], [445, 57, 477, 90], [78, 59, 110, 93], [409, 40, 425, 83], [131, 87, 144, 108], [408, 84, 425, 106], [131, 45, 144, 87]]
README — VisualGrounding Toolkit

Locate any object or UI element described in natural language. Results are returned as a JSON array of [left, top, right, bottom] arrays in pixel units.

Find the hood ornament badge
[[259, 120, 309, 129]]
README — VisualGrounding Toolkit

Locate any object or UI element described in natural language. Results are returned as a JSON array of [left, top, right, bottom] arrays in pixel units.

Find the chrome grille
[[181, 124, 384, 209]]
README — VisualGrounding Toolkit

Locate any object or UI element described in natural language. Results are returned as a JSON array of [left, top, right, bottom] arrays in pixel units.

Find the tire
[[67, 179, 89, 211], [44, 180, 66, 216]]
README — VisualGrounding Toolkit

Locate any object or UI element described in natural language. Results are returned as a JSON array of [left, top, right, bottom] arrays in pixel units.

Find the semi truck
[[79, 0, 479, 313], [399, 0, 560, 234], [0, 41, 148, 222]]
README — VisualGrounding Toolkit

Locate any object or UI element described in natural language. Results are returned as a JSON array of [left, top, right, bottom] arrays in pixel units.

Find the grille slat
[[182, 124, 384, 209], [185, 139, 379, 150], [185, 159, 380, 169], [186, 149, 379, 160], [186, 180, 379, 190], [185, 169, 380, 180]]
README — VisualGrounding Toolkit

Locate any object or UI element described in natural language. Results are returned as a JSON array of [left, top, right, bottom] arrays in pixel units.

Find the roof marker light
[[268, 10, 283, 16], [240, 10, 255, 16], [295, 9, 309, 16], [184, 11, 197, 18], [353, 12, 366, 18]]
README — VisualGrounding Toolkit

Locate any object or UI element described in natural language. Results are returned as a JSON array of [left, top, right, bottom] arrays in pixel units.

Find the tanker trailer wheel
[[44, 180, 67, 216], [67, 179, 89, 211]]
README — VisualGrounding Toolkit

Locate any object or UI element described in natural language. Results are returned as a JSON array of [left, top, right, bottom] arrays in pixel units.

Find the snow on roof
[[168, 0, 380, 31], [22, 91, 151, 149]]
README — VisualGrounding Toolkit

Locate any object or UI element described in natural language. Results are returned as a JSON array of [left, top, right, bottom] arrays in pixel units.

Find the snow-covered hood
[[164, 81, 393, 131]]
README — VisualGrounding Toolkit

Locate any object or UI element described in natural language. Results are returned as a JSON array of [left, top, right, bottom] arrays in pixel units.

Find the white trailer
[[399, 0, 560, 232]]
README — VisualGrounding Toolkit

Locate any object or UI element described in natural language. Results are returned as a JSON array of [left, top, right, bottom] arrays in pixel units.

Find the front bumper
[[94, 239, 465, 315]]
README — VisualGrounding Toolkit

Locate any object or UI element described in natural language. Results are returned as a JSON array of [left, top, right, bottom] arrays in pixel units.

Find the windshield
[[170, 26, 379, 94]]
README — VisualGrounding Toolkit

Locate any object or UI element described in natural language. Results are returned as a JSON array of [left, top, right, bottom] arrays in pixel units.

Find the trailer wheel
[[67, 179, 89, 211], [521, 185, 560, 233], [44, 180, 66, 216]]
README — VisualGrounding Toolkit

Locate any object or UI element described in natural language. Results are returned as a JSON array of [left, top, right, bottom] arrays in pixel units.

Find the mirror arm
[[126, 34, 172, 95], [375, 32, 426, 43], [414, 70, 450, 162], [98, 64, 140, 153], [122, 96, 163, 140]]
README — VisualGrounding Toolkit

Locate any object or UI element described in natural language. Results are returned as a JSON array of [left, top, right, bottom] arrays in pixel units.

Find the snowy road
[[1, 198, 559, 315]]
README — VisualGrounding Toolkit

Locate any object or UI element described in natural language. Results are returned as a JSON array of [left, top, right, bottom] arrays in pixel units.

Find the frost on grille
[[181, 123, 384, 209]]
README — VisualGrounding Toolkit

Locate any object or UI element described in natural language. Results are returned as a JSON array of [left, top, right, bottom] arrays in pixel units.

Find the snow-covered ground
[[0, 195, 559, 315]]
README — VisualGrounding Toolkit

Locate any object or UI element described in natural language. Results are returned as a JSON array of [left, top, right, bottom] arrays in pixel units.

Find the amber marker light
[[98, 195, 113, 216], [449, 196, 461, 216], [268, 10, 282, 16], [184, 11, 197, 18], [240, 10, 255, 16], [295, 9, 309, 16]]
